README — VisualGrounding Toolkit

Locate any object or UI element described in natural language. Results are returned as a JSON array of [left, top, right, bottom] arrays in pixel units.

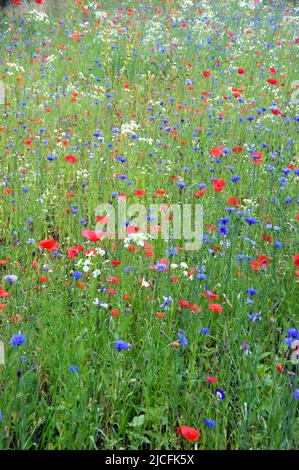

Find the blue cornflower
[[245, 217, 258, 225], [294, 389, 299, 400], [197, 273, 207, 280], [278, 177, 288, 185], [241, 342, 250, 355], [167, 247, 178, 256], [246, 288, 257, 295], [178, 330, 188, 347], [287, 328, 299, 339], [151, 262, 168, 271], [216, 389, 225, 400], [69, 365, 79, 374], [218, 218, 230, 225], [10, 334, 26, 347], [247, 313, 261, 321], [218, 225, 228, 236], [114, 340, 131, 352], [72, 271, 83, 280], [160, 296, 173, 311], [200, 328, 210, 334], [5, 275, 18, 282], [204, 419, 216, 428]]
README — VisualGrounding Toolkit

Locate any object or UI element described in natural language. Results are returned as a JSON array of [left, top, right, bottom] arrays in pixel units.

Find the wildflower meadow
[[0, 0, 298, 452]]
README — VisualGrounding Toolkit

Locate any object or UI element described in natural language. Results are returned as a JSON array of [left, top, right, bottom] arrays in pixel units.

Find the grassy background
[[0, 0, 298, 450]]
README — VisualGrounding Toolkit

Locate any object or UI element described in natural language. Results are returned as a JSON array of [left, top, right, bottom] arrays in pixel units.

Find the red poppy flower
[[188, 303, 202, 312], [128, 245, 138, 252], [111, 260, 121, 265], [204, 375, 218, 383], [126, 225, 139, 234], [208, 303, 222, 313], [156, 311, 165, 318], [276, 363, 283, 373], [176, 426, 200, 442], [205, 224, 216, 231], [108, 289, 117, 295], [227, 197, 240, 207], [210, 146, 224, 157], [194, 189, 206, 197], [212, 179, 226, 192], [38, 238, 59, 251], [178, 299, 190, 309], [257, 255, 271, 267], [262, 233, 273, 243], [81, 230, 101, 242], [134, 189, 146, 196], [293, 254, 299, 267], [237, 67, 245, 74], [96, 215, 110, 224], [65, 155, 77, 164], [267, 78, 278, 85], [155, 189, 166, 195], [144, 249, 154, 258], [107, 276, 121, 284], [0, 288, 11, 298], [250, 255, 271, 271], [67, 245, 83, 259], [202, 290, 219, 300]]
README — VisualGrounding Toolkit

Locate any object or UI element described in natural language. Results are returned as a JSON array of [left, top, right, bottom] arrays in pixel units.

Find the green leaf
[[129, 415, 145, 428]]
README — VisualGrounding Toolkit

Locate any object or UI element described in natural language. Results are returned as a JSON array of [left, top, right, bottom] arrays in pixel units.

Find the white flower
[[93, 299, 108, 308]]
